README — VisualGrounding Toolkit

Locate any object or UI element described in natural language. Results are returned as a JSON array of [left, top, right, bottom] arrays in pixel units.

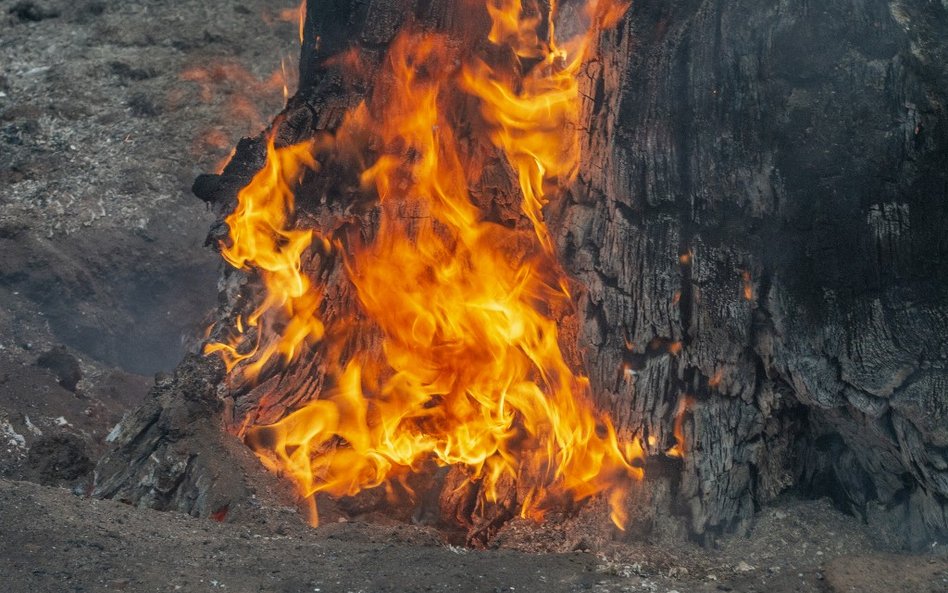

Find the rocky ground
[[0, 0, 296, 488], [0, 0, 945, 592]]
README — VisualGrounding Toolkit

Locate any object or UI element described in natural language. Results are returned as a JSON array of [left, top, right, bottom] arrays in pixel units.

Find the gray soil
[[1, 478, 946, 593], [0, 0, 295, 490], [0, 0, 945, 592]]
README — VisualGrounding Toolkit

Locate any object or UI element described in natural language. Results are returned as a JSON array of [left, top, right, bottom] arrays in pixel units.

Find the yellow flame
[[298, 0, 306, 45], [204, 136, 324, 380]]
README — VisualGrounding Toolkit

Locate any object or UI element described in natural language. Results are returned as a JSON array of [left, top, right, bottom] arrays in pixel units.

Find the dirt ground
[[0, 1, 946, 592], [1, 478, 946, 593]]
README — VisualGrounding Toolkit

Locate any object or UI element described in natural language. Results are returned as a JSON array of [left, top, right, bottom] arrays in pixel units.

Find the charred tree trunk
[[96, 0, 948, 548], [560, 0, 948, 546]]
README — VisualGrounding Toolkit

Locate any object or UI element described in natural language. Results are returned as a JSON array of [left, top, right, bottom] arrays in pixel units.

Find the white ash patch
[[23, 416, 43, 436], [735, 560, 755, 572], [1, 419, 26, 450]]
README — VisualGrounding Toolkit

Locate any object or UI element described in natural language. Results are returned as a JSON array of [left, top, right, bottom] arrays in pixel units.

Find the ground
[[0, 0, 296, 486], [0, 0, 945, 592], [1, 479, 946, 593]]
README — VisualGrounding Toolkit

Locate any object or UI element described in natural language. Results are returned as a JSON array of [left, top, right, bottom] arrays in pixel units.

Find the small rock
[[1, 419, 26, 449], [23, 416, 42, 436], [128, 93, 160, 118], [735, 561, 755, 572]]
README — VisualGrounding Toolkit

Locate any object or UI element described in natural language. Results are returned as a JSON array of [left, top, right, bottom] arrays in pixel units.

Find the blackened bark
[[96, 0, 948, 548], [91, 355, 300, 524], [559, 0, 948, 547]]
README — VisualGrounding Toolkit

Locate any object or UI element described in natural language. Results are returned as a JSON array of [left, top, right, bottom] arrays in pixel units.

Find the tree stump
[[96, 0, 948, 548]]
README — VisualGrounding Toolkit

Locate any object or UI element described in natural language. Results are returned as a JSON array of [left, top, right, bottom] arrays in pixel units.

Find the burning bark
[[203, 0, 644, 535], [95, 0, 948, 549]]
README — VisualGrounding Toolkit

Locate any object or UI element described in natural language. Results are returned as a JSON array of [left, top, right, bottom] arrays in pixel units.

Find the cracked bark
[[559, 0, 948, 546]]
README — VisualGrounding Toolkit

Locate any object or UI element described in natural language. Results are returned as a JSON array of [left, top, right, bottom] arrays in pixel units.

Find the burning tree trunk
[[96, 0, 948, 548]]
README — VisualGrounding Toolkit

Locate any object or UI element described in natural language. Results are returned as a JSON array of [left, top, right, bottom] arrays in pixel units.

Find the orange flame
[[461, 0, 627, 253], [742, 270, 754, 301], [666, 395, 692, 458], [208, 0, 639, 530], [709, 369, 723, 388]]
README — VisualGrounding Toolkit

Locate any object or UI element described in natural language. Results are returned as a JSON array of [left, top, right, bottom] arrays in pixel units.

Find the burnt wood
[[562, 0, 948, 547]]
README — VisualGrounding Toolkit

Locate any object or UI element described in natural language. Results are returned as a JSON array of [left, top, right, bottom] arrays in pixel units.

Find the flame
[[208, 0, 640, 530], [204, 135, 324, 381], [214, 147, 237, 174], [741, 270, 754, 301], [461, 0, 628, 252], [666, 395, 691, 458], [179, 62, 292, 126], [709, 369, 723, 388], [178, 61, 295, 170]]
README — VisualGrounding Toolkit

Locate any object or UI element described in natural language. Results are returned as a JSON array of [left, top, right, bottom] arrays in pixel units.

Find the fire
[[207, 0, 640, 530], [204, 136, 324, 381], [666, 395, 692, 458], [742, 270, 754, 301], [709, 369, 724, 388], [179, 62, 294, 131], [461, 0, 626, 253]]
